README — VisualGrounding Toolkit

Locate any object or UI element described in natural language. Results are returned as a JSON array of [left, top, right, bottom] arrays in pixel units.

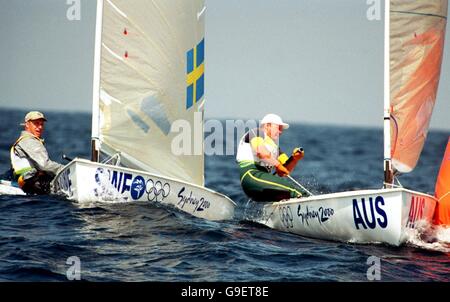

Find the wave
[[405, 221, 450, 253]]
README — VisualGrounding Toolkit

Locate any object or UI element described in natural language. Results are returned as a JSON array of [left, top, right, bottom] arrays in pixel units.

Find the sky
[[0, 0, 449, 130]]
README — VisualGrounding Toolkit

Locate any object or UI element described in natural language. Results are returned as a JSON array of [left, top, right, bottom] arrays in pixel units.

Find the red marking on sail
[[434, 137, 450, 226], [124, 28, 128, 35], [124, 51, 128, 58]]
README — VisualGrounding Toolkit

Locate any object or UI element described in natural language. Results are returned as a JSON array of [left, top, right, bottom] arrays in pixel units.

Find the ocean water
[[0, 108, 449, 282]]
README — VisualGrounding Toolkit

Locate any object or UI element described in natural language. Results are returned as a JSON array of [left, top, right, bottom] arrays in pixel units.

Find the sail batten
[[96, 0, 206, 185], [389, 0, 448, 174]]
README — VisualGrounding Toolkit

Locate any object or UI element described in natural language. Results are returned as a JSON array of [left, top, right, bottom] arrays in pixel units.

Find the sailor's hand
[[292, 147, 304, 160], [275, 163, 290, 177]]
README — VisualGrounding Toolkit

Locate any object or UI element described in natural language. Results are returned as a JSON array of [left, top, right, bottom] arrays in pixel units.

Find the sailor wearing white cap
[[236, 113, 306, 201]]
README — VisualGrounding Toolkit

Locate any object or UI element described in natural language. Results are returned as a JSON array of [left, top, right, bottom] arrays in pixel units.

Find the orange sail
[[434, 138, 450, 226], [390, 1, 448, 173]]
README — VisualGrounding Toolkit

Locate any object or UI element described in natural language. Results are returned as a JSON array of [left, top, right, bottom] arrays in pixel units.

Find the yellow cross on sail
[[186, 39, 205, 109]]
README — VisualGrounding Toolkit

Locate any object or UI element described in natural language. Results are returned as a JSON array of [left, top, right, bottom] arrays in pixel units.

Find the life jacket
[[10, 134, 43, 182], [236, 128, 287, 169]]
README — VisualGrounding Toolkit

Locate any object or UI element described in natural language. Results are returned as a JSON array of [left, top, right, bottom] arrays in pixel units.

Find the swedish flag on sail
[[186, 39, 205, 109]]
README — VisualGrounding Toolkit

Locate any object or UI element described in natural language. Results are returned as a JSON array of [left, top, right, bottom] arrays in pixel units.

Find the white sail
[[389, 0, 448, 173], [95, 0, 206, 186]]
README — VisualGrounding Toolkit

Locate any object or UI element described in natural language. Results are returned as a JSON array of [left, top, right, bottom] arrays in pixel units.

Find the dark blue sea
[[0, 108, 449, 282]]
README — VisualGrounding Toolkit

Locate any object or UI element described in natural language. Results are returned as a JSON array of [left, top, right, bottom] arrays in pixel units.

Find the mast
[[383, 0, 394, 187], [91, 0, 104, 162]]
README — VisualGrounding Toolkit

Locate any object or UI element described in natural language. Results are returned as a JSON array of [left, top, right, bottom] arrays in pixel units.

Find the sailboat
[[245, 0, 448, 245], [46, 0, 236, 220]]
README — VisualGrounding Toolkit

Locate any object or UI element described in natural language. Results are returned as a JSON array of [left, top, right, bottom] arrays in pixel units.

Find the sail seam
[[439, 191, 450, 202], [106, 0, 127, 18], [391, 10, 447, 20]]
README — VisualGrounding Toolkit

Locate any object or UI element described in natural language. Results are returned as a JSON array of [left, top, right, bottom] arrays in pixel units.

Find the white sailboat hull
[[245, 188, 437, 246], [0, 180, 26, 196], [51, 158, 236, 221]]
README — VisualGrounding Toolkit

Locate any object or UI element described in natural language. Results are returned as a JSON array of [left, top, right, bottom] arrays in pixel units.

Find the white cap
[[260, 113, 289, 129], [20, 111, 47, 126]]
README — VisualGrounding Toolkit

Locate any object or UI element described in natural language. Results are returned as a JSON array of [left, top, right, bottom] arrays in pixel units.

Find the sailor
[[10, 111, 64, 195], [236, 113, 307, 201]]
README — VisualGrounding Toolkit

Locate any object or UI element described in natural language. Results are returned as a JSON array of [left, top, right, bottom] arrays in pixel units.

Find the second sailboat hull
[[51, 158, 236, 221]]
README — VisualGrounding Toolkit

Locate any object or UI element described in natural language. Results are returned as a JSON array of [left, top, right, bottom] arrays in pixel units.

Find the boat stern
[[51, 159, 83, 202], [400, 189, 437, 242]]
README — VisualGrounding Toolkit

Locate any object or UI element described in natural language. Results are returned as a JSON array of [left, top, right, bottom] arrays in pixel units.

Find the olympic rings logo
[[279, 206, 294, 229], [146, 179, 170, 202]]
